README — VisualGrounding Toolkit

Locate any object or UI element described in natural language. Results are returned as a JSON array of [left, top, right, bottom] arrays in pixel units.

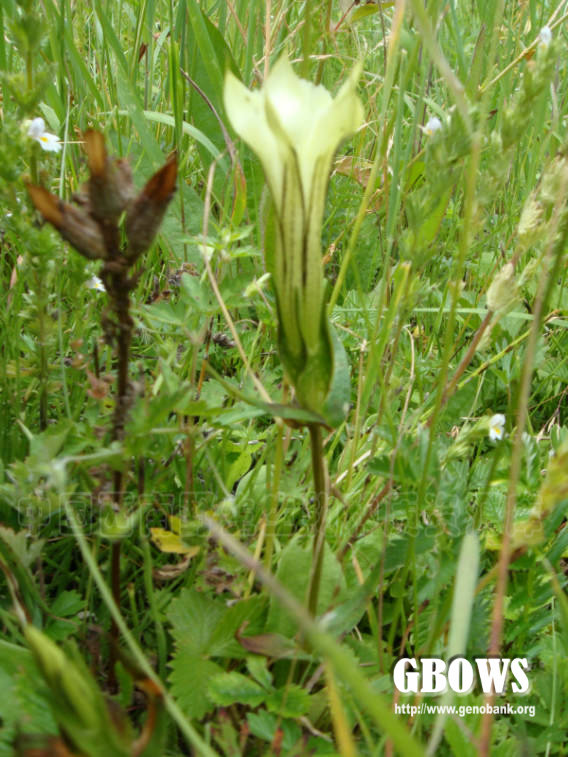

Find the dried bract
[[26, 183, 107, 260], [125, 154, 177, 262], [84, 129, 135, 222]]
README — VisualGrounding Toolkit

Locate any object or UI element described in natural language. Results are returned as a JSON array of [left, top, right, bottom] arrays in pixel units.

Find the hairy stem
[[105, 262, 134, 686]]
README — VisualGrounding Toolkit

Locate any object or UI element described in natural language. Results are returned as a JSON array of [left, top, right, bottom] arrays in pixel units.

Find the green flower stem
[[307, 423, 327, 617]]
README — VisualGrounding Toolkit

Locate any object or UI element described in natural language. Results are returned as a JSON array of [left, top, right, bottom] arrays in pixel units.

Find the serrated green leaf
[[169, 650, 222, 720], [247, 711, 302, 751], [180, 272, 217, 315], [168, 589, 226, 655], [168, 589, 265, 659], [50, 590, 84, 618], [205, 364, 327, 425]]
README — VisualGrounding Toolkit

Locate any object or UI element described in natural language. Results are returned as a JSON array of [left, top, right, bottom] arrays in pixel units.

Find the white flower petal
[[424, 116, 442, 136], [223, 70, 285, 202], [27, 116, 61, 152], [85, 275, 105, 292], [265, 56, 363, 205], [264, 55, 332, 149], [539, 26, 552, 47], [28, 117, 46, 139], [488, 413, 506, 442], [38, 132, 61, 153]]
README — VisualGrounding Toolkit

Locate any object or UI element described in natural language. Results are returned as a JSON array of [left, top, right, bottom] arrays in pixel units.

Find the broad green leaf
[[184, 2, 238, 189], [207, 671, 266, 708], [168, 589, 265, 658], [168, 588, 226, 655], [267, 536, 346, 636], [206, 364, 327, 426], [0, 526, 43, 569], [179, 272, 217, 315]]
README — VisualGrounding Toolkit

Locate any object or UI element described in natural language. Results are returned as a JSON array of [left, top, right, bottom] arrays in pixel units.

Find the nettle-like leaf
[[167, 589, 266, 719], [168, 652, 223, 721]]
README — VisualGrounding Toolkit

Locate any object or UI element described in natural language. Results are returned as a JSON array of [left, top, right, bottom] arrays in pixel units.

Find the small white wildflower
[[423, 116, 442, 136], [539, 26, 552, 48], [85, 275, 105, 292], [488, 414, 506, 442], [27, 117, 61, 153]]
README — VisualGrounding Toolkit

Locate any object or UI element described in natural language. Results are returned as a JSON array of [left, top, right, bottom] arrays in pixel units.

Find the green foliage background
[[0, 0, 568, 754]]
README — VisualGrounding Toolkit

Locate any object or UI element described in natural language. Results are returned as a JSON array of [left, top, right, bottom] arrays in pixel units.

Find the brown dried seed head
[[125, 154, 177, 261], [142, 153, 177, 204], [115, 159, 135, 199], [26, 184, 63, 227], [84, 129, 135, 221], [62, 204, 107, 260], [84, 129, 107, 177], [27, 183, 107, 261]]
